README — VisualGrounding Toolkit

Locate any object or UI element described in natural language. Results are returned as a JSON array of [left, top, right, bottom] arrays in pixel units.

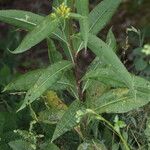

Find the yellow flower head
[[51, 3, 71, 19]]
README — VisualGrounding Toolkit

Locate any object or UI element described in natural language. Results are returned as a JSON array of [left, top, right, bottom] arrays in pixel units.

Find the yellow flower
[[51, 3, 71, 19]]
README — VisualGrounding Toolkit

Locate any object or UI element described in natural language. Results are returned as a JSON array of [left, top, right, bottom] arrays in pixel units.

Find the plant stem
[[96, 115, 130, 150], [86, 110, 130, 150]]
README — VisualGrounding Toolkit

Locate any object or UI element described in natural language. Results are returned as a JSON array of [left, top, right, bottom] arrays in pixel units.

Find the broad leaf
[[52, 100, 85, 142], [11, 16, 59, 54], [89, 0, 121, 34], [88, 34, 133, 90], [18, 61, 72, 111], [106, 28, 117, 52], [0, 10, 44, 31], [3, 69, 44, 92]]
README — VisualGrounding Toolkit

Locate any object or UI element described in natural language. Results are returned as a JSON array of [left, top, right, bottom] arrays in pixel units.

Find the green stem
[[86, 110, 130, 150], [60, 20, 75, 64], [96, 115, 130, 150]]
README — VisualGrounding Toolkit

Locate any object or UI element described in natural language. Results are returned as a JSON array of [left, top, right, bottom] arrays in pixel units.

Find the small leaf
[[106, 28, 117, 52], [134, 58, 147, 71], [11, 16, 59, 54], [18, 61, 72, 111], [52, 100, 85, 142], [47, 38, 62, 64], [89, 0, 121, 34]]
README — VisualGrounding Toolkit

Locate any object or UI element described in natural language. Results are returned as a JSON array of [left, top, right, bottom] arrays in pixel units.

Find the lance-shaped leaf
[[93, 87, 150, 114], [9, 140, 35, 150], [88, 34, 133, 90], [10, 16, 59, 54], [76, 0, 89, 49], [40, 143, 60, 150], [18, 61, 72, 111], [106, 28, 117, 52], [89, 0, 121, 35], [47, 38, 62, 64], [0, 10, 44, 31], [52, 100, 85, 142], [0, 10, 66, 43], [3, 69, 44, 92], [83, 67, 125, 88]]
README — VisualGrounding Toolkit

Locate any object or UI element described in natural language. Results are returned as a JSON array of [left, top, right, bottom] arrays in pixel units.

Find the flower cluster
[[51, 3, 71, 19]]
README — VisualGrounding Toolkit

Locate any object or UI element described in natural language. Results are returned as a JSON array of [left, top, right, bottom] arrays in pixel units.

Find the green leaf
[[134, 58, 147, 71], [38, 91, 67, 124], [11, 16, 59, 54], [78, 140, 107, 150], [40, 142, 60, 150], [0, 10, 65, 43], [18, 61, 73, 111], [9, 140, 35, 150], [88, 34, 133, 90], [76, 0, 89, 49], [0, 10, 44, 31], [53, 0, 64, 7], [38, 109, 65, 124], [145, 117, 150, 148], [3, 69, 44, 92], [89, 0, 121, 35], [47, 38, 62, 64], [52, 100, 85, 142], [83, 67, 125, 88], [106, 28, 117, 52], [93, 87, 150, 114]]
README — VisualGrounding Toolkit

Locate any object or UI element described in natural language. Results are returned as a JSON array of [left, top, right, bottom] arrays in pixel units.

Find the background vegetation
[[0, 0, 150, 150]]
